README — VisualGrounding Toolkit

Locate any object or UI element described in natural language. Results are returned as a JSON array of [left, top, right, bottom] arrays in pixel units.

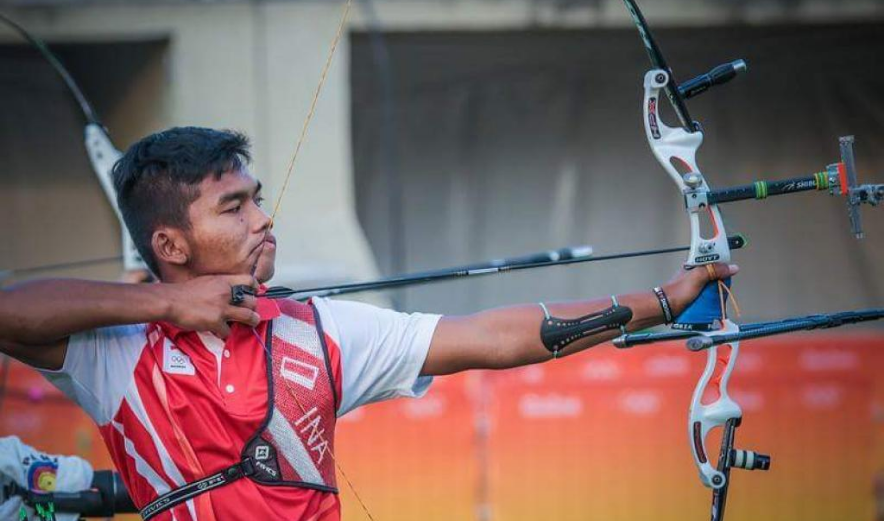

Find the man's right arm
[[0, 276, 259, 370]]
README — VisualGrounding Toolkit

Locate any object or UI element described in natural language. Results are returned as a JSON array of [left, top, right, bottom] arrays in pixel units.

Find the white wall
[[2, 0, 879, 289]]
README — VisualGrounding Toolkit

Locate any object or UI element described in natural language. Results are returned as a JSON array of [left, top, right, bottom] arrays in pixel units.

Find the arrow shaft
[[261, 235, 745, 300]]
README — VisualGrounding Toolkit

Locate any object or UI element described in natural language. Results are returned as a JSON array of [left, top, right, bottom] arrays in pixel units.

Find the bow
[[618, 1, 882, 520], [623, 1, 753, 512], [0, 13, 144, 273], [623, 1, 755, 507]]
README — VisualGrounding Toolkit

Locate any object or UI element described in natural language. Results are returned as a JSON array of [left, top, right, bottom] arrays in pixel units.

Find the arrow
[[230, 235, 747, 302]]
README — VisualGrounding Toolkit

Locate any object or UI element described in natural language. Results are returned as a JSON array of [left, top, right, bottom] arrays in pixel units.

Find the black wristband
[[653, 286, 674, 324]]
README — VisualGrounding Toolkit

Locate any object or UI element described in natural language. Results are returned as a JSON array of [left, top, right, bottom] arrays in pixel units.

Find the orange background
[[2, 332, 881, 521]]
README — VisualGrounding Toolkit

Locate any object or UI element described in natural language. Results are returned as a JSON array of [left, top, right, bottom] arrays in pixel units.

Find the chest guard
[[140, 300, 339, 520]]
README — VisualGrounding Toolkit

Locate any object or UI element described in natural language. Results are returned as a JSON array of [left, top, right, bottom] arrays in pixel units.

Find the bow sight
[[688, 135, 882, 239]]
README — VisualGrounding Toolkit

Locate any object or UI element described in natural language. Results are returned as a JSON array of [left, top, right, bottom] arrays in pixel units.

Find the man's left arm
[[421, 263, 736, 376]]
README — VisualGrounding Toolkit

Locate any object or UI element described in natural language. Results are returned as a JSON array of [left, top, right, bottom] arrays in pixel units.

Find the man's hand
[[161, 275, 260, 338], [662, 263, 739, 317]]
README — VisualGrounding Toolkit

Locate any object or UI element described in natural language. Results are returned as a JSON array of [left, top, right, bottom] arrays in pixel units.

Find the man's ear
[[152, 228, 190, 267]]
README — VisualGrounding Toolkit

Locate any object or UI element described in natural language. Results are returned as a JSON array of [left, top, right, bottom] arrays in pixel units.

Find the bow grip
[[675, 277, 730, 330]]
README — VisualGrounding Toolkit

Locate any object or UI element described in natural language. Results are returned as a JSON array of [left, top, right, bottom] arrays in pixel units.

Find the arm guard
[[539, 303, 633, 358]]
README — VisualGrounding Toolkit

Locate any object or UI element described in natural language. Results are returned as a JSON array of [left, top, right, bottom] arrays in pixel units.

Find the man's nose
[[254, 204, 273, 232]]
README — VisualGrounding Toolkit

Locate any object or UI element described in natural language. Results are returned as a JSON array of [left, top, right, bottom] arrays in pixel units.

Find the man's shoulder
[[40, 323, 150, 425]]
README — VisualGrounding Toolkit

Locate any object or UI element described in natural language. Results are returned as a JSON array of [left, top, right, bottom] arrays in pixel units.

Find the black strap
[[140, 459, 254, 520]]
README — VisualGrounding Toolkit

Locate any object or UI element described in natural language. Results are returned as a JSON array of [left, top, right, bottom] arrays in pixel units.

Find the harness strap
[[140, 458, 255, 520]]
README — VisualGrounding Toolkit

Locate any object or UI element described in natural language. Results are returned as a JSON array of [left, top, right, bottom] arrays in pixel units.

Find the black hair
[[112, 126, 252, 276]]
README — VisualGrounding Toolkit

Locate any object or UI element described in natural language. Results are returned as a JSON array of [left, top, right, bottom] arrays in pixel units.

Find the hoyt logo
[[694, 254, 721, 263]]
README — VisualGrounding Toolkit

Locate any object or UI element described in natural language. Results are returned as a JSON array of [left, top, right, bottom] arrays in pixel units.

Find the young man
[[0, 127, 735, 521]]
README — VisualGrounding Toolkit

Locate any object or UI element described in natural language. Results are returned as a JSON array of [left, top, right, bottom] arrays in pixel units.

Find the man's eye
[[254, 196, 265, 207], [226, 205, 242, 214]]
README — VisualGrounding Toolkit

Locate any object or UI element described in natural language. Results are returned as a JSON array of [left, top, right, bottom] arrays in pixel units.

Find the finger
[[212, 322, 232, 339], [226, 306, 261, 328], [706, 263, 739, 281], [232, 294, 258, 311]]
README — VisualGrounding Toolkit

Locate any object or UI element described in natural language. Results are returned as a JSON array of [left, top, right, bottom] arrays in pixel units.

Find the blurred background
[[0, 0, 882, 520]]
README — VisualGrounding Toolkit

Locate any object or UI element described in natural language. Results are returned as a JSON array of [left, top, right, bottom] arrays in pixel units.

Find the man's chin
[[253, 260, 275, 284]]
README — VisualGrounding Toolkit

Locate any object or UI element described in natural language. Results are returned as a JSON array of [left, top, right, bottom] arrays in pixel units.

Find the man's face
[[184, 168, 276, 282]]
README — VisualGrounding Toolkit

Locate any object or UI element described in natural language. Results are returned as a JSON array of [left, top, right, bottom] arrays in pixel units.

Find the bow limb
[[0, 13, 144, 272]]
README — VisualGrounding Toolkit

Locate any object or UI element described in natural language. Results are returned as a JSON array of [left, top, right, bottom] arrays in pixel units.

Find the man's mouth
[[251, 235, 276, 255]]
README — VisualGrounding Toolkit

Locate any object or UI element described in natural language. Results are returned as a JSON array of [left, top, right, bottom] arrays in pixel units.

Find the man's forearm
[[479, 290, 665, 368], [426, 289, 669, 376], [0, 279, 168, 345]]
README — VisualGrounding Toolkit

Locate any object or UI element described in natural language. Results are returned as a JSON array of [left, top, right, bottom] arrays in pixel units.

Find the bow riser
[[642, 68, 744, 493], [689, 331, 741, 490], [642, 71, 732, 270]]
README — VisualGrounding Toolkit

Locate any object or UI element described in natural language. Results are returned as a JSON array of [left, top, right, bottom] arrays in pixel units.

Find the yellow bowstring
[[260, 1, 377, 519], [269, 0, 353, 223], [706, 264, 741, 323]]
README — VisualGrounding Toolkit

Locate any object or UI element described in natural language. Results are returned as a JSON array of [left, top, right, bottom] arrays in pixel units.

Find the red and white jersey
[[39, 297, 440, 521]]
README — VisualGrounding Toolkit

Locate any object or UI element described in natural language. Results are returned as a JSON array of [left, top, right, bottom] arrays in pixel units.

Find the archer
[[0, 126, 734, 521]]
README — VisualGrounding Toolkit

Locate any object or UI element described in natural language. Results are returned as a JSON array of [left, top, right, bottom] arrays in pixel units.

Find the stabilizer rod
[[614, 308, 883, 349], [691, 137, 882, 239], [678, 60, 747, 100]]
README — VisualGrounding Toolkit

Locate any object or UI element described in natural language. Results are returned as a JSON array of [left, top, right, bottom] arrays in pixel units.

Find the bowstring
[[251, 0, 353, 275], [705, 265, 741, 325], [246, 1, 377, 519], [272, 0, 353, 223]]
